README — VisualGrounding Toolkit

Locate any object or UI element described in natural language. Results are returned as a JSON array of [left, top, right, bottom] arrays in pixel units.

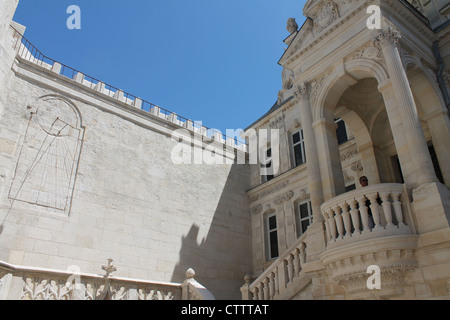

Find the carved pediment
[[279, 18, 314, 66], [305, 0, 340, 33], [280, 0, 367, 66]]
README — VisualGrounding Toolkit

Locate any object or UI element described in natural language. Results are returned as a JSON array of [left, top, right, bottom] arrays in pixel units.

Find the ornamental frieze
[[273, 190, 294, 205], [249, 180, 289, 203]]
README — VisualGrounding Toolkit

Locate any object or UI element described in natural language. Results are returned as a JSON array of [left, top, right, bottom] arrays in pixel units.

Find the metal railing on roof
[[11, 26, 247, 147]]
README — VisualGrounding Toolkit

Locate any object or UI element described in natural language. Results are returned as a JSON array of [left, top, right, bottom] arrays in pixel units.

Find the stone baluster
[[333, 206, 345, 240], [251, 287, 258, 300], [379, 192, 395, 228], [323, 213, 332, 242], [274, 266, 280, 296], [269, 272, 275, 299], [293, 249, 301, 277], [367, 192, 382, 229], [392, 191, 406, 227], [286, 255, 294, 284], [340, 202, 352, 238], [262, 278, 269, 300], [257, 283, 264, 300], [348, 199, 360, 235], [357, 196, 371, 232], [325, 208, 337, 241], [299, 243, 307, 266]]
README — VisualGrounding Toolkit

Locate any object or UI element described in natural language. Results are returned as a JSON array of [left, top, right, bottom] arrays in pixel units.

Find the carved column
[[375, 27, 437, 187], [294, 84, 324, 222], [294, 84, 327, 262]]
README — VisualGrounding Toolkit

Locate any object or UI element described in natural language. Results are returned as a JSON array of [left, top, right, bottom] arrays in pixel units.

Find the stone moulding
[[320, 234, 418, 298]]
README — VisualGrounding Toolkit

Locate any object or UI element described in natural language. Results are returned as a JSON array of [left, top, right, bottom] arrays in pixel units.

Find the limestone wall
[[0, 42, 252, 300]]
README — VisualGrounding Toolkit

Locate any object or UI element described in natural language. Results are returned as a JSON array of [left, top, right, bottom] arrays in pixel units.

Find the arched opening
[[312, 60, 393, 199], [406, 64, 450, 186]]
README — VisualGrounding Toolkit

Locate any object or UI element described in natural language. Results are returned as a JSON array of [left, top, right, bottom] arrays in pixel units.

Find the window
[[335, 118, 349, 145], [265, 213, 279, 260], [295, 201, 313, 237], [292, 130, 306, 167], [261, 147, 274, 182]]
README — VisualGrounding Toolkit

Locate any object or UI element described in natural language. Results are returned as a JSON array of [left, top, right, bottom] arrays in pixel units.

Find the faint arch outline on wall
[[8, 94, 85, 215]]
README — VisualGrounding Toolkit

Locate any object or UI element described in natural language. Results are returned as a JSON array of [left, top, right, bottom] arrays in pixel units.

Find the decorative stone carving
[[310, 69, 334, 107], [373, 26, 402, 49], [293, 83, 311, 103], [297, 188, 310, 201], [273, 190, 294, 205], [250, 181, 289, 202], [251, 205, 263, 215], [350, 160, 363, 173], [323, 248, 417, 298], [312, 1, 340, 33], [340, 148, 359, 162], [287, 18, 298, 34], [269, 114, 285, 129]]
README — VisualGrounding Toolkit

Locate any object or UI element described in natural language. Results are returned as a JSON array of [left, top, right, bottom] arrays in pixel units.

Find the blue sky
[[13, 0, 307, 134]]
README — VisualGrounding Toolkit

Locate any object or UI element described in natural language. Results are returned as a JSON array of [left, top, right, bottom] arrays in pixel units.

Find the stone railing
[[320, 183, 414, 249], [241, 235, 307, 300], [0, 259, 214, 300]]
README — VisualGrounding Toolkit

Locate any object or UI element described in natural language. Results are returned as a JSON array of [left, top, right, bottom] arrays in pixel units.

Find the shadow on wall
[[170, 163, 252, 300]]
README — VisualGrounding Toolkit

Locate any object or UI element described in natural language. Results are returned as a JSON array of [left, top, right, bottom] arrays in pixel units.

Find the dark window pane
[[269, 216, 277, 230], [293, 132, 301, 144], [336, 120, 348, 145], [301, 220, 310, 234], [294, 145, 304, 166], [270, 232, 279, 258], [300, 203, 309, 219]]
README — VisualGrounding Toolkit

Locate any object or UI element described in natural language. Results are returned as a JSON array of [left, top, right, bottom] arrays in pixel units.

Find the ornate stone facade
[[0, 0, 450, 301]]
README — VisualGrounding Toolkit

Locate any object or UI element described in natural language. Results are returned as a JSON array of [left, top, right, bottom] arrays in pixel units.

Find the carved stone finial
[[101, 258, 117, 278], [186, 268, 196, 279], [287, 18, 298, 34]]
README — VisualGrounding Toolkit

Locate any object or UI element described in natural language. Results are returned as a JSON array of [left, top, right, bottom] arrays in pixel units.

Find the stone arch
[[313, 59, 389, 122], [405, 62, 450, 185]]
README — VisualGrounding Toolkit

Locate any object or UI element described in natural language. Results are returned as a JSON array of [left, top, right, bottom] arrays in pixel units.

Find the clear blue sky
[[13, 0, 307, 133]]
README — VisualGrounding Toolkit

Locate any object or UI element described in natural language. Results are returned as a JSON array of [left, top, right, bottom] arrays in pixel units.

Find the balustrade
[[0, 260, 214, 300], [321, 184, 412, 247], [245, 239, 307, 300]]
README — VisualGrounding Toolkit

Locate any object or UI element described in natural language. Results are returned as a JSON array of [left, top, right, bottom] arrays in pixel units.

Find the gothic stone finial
[[102, 258, 117, 278]]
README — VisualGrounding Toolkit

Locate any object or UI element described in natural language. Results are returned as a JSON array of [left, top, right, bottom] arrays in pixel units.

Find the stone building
[[0, 0, 450, 300]]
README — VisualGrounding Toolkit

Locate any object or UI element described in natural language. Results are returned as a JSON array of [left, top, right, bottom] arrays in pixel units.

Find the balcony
[[243, 184, 419, 300], [320, 183, 415, 248], [319, 183, 418, 299]]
